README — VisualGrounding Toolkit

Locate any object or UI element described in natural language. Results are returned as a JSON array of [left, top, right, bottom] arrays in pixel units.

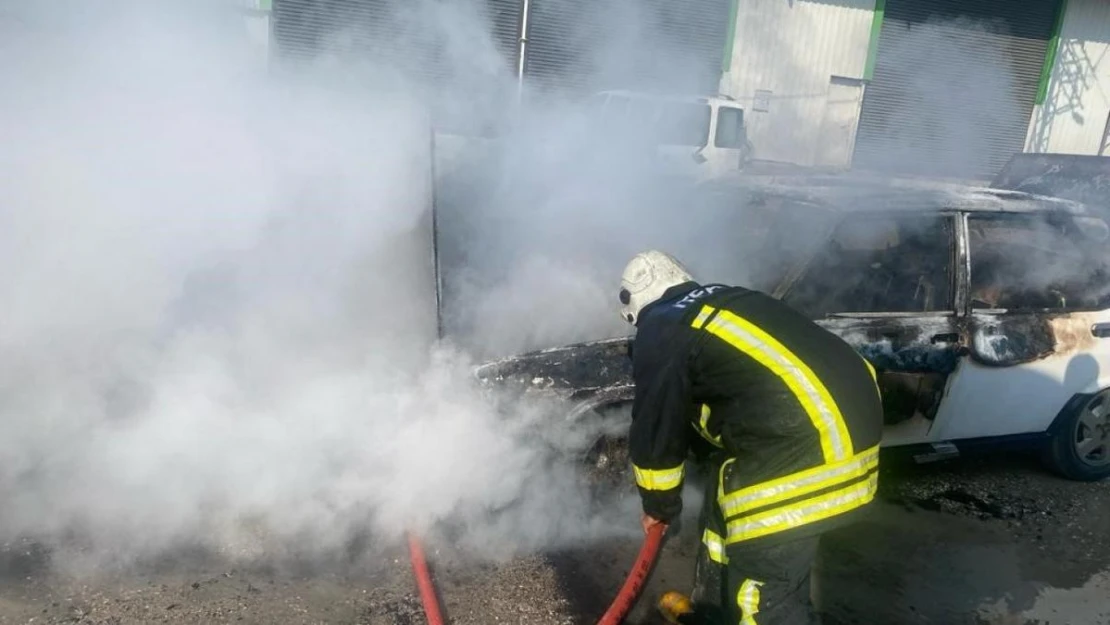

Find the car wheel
[[1045, 390, 1110, 481]]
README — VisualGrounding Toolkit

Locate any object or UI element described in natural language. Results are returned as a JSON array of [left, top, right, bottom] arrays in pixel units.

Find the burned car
[[990, 151, 1110, 218], [474, 174, 1110, 481]]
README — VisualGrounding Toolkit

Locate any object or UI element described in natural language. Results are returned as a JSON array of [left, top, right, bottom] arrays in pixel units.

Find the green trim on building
[[862, 0, 885, 81], [1035, 0, 1068, 105], [721, 0, 740, 73]]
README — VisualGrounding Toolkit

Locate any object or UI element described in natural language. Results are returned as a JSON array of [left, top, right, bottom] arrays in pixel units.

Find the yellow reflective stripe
[[693, 404, 724, 448], [633, 463, 685, 491], [737, 579, 763, 625], [703, 309, 852, 463], [864, 358, 877, 384], [702, 528, 729, 564], [726, 473, 878, 544], [691, 304, 716, 329], [720, 445, 880, 518]]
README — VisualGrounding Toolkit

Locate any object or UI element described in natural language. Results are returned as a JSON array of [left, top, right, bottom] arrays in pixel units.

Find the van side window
[[783, 215, 955, 318], [714, 107, 745, 148], [968, 214, 1110, 311]]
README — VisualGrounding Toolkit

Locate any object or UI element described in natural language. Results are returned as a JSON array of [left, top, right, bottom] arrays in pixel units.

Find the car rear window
[[968, 213, 1110, 311]]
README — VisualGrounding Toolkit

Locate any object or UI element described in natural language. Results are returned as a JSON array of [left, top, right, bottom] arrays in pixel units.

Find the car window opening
[[969, 214, 1110, 312], [714, 106, 745, 149], [783, 215, 954, 318]]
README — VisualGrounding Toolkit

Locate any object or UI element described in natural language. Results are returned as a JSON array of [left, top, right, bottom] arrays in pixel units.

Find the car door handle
[[1092, 323, 1110, 338], [931, 332, 960, 344]]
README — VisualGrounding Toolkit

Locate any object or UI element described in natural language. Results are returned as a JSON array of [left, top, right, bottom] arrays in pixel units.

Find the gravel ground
[[2, 448, 1109, 625]]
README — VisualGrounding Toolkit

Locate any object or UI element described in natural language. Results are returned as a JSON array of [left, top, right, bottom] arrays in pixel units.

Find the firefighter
[[618, 250, 883, 625]]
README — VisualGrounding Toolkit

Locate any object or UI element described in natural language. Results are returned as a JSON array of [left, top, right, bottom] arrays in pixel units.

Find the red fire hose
[[406, 532, 446, 625], [406, 524, 666, 625], [595, 522, 667, 625]]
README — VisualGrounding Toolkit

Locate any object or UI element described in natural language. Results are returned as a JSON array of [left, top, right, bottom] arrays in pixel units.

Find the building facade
[[260, 0, 1110, 181], [1027, 0, 1110, 157], [726, 0, 1064, 180]]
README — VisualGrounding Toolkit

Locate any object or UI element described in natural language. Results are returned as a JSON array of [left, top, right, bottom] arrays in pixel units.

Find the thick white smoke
[[0, 0, 664, 574], [0, 0, 1059, 580]]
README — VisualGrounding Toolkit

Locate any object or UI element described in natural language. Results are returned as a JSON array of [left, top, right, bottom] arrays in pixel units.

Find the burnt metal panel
[[968, 313, 1056, 366], [819, 315, 965, 374], [853, 0, 1062, 180], [521, 0, 731, 100]]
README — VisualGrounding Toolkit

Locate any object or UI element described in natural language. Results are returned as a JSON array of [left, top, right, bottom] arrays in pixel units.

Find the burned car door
[[965, 212, 1110, 365], [937, 211, 1110, 440], [775, 212, 964, 442]]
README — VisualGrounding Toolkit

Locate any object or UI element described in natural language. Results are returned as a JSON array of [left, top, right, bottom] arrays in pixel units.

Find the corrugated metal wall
[[522, 0, 732, 101], [271, 0, 729, 108], [271, 0, 522, 83], [853, 0, 1061, 180], [1028, 0, 1110, 155], [722, 0, 874, 166]]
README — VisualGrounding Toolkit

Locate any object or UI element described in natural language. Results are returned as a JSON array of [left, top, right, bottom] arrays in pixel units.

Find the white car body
[[473, 175, 1110, 480]]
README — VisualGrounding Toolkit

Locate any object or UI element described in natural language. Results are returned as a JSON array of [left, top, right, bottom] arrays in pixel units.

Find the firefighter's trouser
[[692, 459, 823, 625]]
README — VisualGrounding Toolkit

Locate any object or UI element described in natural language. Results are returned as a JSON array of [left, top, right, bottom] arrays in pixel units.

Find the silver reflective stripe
[[726, 474, 878, 543], [706, 313, 848, 461], [721, 447, 879, 518]]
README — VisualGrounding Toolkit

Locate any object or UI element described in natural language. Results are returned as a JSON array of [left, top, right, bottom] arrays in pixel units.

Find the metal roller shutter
[[272, 0, 428, 74], [487, 0, 525, 76], [852, 0, 1061, 180], [271, 0, 522, 85], [522, 0, 731, 101]]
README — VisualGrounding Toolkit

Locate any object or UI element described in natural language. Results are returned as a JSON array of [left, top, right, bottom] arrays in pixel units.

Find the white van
[[584, 90, 753, 180]]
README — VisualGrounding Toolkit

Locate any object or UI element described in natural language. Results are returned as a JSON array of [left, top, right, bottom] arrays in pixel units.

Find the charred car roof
[[696, 170, 1093, 216]]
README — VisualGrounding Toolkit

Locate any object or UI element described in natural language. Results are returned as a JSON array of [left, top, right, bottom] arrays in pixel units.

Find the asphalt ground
[[2, 449, 1108, 625]]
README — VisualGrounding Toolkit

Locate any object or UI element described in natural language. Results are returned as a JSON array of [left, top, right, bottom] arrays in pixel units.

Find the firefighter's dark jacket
[[629, 281, 884, 547]]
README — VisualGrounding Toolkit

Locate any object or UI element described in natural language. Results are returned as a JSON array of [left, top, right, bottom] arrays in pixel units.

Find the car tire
[[1044, 389, 1110, 482]]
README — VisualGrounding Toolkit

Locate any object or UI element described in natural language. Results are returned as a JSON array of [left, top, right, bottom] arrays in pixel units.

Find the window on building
[[714, 106, 746, 148], [968, 213, 1110, 311], [783, 214, 955, 318]]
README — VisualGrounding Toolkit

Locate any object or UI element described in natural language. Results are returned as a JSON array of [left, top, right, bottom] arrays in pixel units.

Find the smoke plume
[[0, 0, 723, 575], [1, 0, 1092, 580]]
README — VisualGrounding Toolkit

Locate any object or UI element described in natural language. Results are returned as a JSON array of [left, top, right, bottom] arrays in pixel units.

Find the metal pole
[[429, 124, 444, 341], [516, 0, 531, 105]]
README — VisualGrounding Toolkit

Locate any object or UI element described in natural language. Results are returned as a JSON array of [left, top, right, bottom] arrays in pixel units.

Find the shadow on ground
[[550, 449, 1110, 625]]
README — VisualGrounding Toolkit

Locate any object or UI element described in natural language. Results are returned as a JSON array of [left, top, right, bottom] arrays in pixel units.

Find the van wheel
[[1045, 390, 1110, 481]]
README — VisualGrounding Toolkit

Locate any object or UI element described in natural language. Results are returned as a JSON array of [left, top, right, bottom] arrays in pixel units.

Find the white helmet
[[619, 250, 694, 325]]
